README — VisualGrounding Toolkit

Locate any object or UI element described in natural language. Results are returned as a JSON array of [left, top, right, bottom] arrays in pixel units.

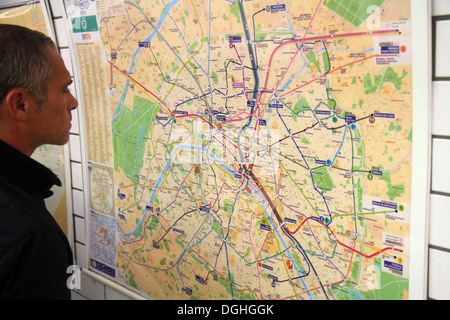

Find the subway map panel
[[79, 0, 412, 300]]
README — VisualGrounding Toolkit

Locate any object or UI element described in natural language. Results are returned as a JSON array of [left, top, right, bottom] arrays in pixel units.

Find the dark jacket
[[0, 140, 73, 299]]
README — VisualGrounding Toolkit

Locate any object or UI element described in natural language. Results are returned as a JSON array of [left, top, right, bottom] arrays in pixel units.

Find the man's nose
[[69, 92, 78, 111]]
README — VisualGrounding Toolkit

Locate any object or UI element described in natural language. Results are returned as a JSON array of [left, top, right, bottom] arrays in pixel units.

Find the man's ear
[[3, 88, 33, 121]]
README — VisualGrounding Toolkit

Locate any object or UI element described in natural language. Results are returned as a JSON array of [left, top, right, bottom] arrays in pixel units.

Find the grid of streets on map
[[84, 0, 413, 300]]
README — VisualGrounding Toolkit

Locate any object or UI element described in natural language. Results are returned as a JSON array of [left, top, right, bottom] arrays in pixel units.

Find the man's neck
[[0, 131, 37, 157]]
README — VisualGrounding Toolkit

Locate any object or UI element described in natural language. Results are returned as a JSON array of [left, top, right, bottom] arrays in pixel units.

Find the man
[[0, 24, 78, 299]]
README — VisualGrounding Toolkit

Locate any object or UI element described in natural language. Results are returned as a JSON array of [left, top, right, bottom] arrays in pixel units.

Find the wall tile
[[428, 248, 450, 299], [75, 242, 88, 269], [74, 216, 85, 244], [70, 105, 80, 135], [429, 194, 450, 250], [433, 0, 450, 16], [53, 18, 69, 47], [49, 0, 65, 17], [69, 134, 81, 163], [72, 189, 84, 217], [431, 138, 450, 193], [432, 81, 450, 136], [59, 48, 73, 76], [75, 272, 106, 300], [435, 20, 450, 78], [71, 162, 83, 190]]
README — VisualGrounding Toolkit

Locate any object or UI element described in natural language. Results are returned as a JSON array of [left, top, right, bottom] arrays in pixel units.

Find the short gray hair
[[0, 24, 57, 109]]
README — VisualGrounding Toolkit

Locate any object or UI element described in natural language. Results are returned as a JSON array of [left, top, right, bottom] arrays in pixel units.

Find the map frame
[[63, 0, 430, 300]]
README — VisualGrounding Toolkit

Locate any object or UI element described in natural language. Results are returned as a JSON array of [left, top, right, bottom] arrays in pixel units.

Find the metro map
[[86, 0, 413, 300]]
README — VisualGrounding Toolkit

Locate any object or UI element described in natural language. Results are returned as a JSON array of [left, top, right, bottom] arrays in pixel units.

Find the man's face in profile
[[29, 49, 78, 147]]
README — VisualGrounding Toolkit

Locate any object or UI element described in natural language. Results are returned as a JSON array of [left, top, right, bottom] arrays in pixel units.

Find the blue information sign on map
[[270, 4, 286, 12], [228, 35, 242, 43]]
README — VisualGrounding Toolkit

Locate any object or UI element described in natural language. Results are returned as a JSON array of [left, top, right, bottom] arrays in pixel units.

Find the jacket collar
[[0, 140, 61, 199]]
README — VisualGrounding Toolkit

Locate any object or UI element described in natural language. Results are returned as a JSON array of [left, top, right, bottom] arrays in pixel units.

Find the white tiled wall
[[47, 0, 92, 300], [429, 0, 450, 301], [46, 0, 450, 300]]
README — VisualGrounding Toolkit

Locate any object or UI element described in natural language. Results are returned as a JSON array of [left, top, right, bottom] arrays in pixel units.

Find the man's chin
[[49, 134, 70, 146]]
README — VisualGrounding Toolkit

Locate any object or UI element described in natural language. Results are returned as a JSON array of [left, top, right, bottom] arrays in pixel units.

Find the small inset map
[[88, 162, 114, 216], [90, 210, 116, 268]]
